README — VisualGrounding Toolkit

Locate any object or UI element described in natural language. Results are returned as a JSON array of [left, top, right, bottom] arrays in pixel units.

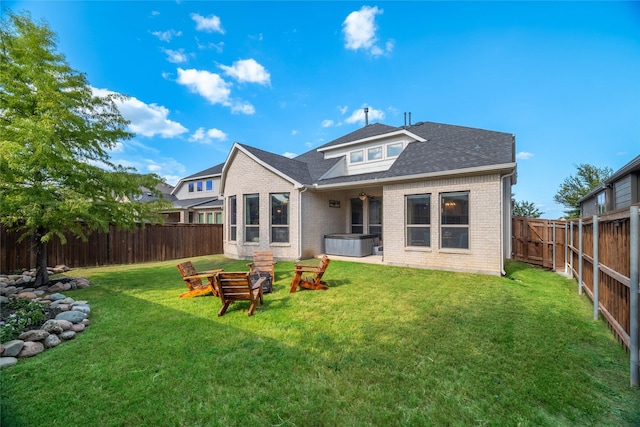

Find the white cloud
[[188, 127, 228, 144], [338, 105, 349, 115], [176, 68, 231, 105], [322, 119, 334, 128], [176, 68, 255, 114], [163, 175, 182, 186], [151, 29, 182, 42], [517, 151, 534, 160], [191, 13, 225, 34], [345, 106, 385, 124], [219, 59, 271, 85], [282, 152, 297, 159], [145, 158, 186, 182], [291, 130, 298, 136], [92, 87, 188, 138], [163, 48, 188, 63], [342, 6, 391, 56], [108, 142, 124, 153]]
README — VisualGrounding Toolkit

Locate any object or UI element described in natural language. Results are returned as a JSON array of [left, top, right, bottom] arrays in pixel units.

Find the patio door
[[368, 196, 382, 241]]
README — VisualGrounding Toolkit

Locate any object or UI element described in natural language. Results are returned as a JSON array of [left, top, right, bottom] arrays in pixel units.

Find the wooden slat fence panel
[[0, 223, 223, 272]]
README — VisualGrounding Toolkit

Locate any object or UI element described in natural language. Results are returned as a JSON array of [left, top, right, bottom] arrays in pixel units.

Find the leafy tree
[[512, 198, 544, 218], [0, 12, 170, 286], [553, 163, 613, 218]]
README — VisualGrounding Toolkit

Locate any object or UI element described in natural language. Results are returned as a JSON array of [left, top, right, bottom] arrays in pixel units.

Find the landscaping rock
[[18, 330, 50, 341], [0, 357, 18, 369], [16, 292, 37, 299], [2, 340, 25, 357], [18, 341, 44, 357], [44, 334, 61, 348], [57, 319, 73, 331], [70, 323, 85, 333], [55, 311, 86, 323], [42, 320, 64, 334], [72, 304, 90, 314], [60, 331, 76, 341], [47, 293, 66, 301]]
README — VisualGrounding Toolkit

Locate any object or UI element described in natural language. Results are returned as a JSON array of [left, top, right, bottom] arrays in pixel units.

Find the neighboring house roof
[[137, 183, 177, 203], [170, 197, 221, 209], [578, 155, 640, 204], [222, 120, 516, 191]]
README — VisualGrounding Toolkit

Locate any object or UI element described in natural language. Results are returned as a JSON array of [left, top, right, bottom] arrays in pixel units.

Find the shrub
[[0, 299, 47, 343]]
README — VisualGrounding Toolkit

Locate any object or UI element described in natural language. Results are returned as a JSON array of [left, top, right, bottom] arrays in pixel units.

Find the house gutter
[[298, 186, 307, 260], [310, 162, 517, 191], [500, 167, 517, 276]]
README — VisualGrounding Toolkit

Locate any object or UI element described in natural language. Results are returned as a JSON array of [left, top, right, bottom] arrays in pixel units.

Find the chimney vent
[[409, 112, 412, 126], [364, 107, 369, 126]]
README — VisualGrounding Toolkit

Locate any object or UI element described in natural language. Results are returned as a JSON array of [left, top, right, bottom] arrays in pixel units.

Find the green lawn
[[1, 256, 638, 426]]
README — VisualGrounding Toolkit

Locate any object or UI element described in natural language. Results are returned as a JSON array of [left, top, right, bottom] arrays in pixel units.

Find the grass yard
[[1, 256, 639, 426]]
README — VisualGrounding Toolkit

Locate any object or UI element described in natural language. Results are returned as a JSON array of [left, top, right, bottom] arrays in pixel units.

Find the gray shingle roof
[[233, 121, 515, 188], [184, 163, 224, 180]]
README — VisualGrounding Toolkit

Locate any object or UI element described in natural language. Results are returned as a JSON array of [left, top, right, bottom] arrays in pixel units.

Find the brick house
[[220, 120, 517, 276]]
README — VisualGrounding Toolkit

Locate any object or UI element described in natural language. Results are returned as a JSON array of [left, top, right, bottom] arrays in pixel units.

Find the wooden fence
[[513, 207, 639, 386], [0, 223, 223, 272]]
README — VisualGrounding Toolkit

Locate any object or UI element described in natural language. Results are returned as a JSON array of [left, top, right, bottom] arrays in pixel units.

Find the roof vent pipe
[[409, 112, 412, 126], [364, 107, 369, 126], [404, 112, 407, 127]]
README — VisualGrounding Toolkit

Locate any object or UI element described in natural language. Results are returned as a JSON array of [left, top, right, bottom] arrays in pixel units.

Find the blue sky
[[5, 1, 640, 219]]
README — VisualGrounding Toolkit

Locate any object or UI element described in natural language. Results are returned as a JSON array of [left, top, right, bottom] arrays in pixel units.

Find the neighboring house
[[220, 119, 517, 276], [578, 155, 640, 217], [165, 163, 225, 224]]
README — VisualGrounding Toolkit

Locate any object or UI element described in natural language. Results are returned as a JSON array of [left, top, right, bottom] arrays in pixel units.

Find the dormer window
[[367, 146, 383, 161], [188, 183, 194, 193], [350, 150, 364, 164], [197, 181, 203, 191], [387, 142, 403, 158]]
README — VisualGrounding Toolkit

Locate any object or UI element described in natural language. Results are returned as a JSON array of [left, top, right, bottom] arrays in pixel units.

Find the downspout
[[500, 169, 517, 276], [298, 186, 308, 260]]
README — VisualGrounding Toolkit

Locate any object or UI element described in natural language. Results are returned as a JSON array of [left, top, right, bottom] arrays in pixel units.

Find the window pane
[[441, 192, 469, 225], [215, 212, 222, 224], [271, 193, 289, 225], [229, 196, 237, 241], [271, 227, 289, 243], [245, 194, 259, 225], [387, 143, 403, 157], [188, 183, 194, 193], [198, 213, 204, 223], [350, 151, 363, 163], [206, 180, 213, 191], [407, 227, 430, 247], [245, 227, 259, 242], [367, 146, 382, 161], [206, 213, 213, 224], [197, 181, 203, 191], [407, 195, 430, 225], [442, 227, 468, 249]]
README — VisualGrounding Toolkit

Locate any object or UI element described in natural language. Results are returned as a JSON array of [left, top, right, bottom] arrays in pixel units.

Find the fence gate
[[512, 217, 566, 270]]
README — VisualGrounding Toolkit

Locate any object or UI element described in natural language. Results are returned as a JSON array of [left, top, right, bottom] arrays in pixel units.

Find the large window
[[406, 194, 430, 247], [368, 197, 382, 240], [229, 196, 237, 241], [271, 193, 289, 243], [351, 198, 364, 233], [245, 194, 260, 242], [441, 192, 469, 249]]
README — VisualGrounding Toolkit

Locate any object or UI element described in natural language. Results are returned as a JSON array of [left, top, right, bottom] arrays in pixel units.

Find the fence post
[[593, 215, 599, 321], [565, 222, 569, 275], [630, 205, 639, 387], [578, 219, 583, 295], [570, 221, 574, 276], [552, 222, 557, 271]]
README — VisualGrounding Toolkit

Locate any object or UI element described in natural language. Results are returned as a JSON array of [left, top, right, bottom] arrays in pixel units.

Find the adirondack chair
[[247, 251, 277, 293], [289, 255, 330, 293], [176, 261, 222, 298], [214, 272, 265, 316]]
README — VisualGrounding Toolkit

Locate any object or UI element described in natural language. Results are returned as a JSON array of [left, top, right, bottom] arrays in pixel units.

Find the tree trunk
[[33, 227, 49, 287]]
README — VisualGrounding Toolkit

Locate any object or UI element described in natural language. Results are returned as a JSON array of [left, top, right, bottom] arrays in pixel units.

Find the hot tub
[[324, 234, 378, 257]]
